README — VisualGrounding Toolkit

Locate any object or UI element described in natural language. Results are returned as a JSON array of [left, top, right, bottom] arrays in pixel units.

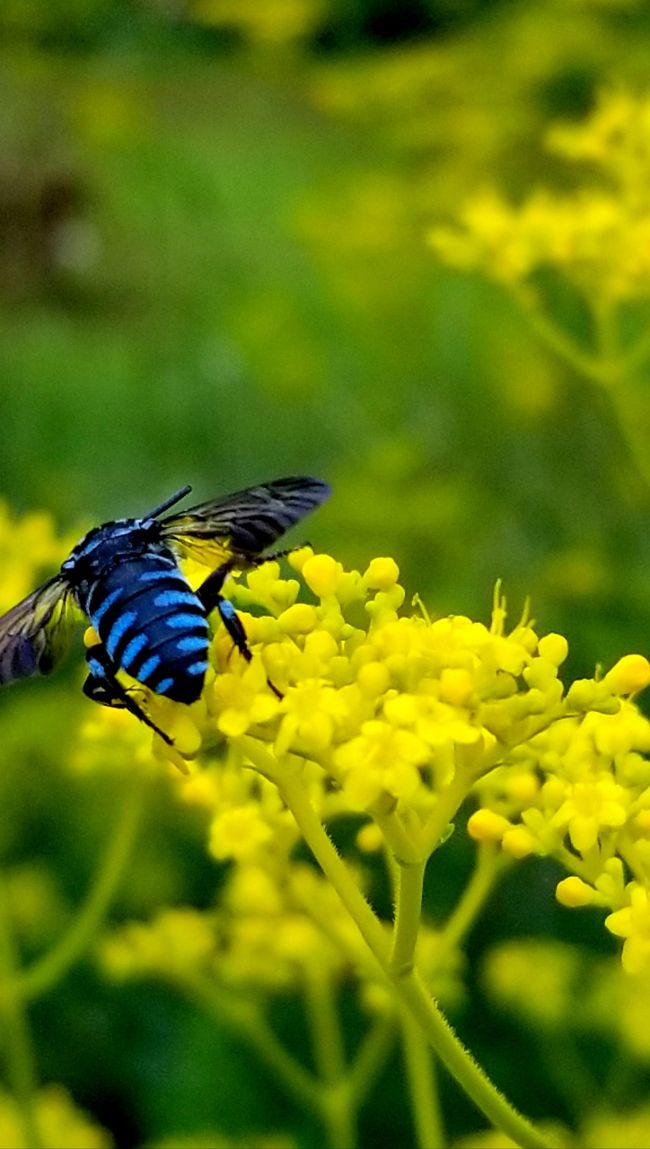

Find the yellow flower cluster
[[0, 501, 73, 612], [102, 861, 372, 995], [74, 545, 650, 975], [429, 90, 650, 306], [0, 1085, 110, 1149]]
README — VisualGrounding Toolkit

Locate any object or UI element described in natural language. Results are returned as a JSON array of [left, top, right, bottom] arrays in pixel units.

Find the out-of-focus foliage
[[3, 1, 650, 1147]]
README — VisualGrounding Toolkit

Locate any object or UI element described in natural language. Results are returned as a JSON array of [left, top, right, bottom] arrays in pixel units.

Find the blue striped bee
[[0, 477, 330, 744]]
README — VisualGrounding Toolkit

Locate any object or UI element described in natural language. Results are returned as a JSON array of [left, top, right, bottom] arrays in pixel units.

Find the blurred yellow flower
[[0, 1085, 111, 1149]]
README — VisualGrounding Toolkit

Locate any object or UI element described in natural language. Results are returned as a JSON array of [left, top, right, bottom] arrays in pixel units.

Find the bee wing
[[0, 576, 77, 685], [159, 476, 330, 566]]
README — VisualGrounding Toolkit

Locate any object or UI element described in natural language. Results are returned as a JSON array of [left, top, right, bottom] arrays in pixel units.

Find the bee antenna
[[145, 485, 192, 519]]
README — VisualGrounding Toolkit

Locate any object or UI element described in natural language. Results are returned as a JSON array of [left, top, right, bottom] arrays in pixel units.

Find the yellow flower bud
[[502, 826, 536, 858], [302, 553, 341, 597], [604, 654, 650, 695], [356, 822, 383, 852], [357, 661, 391, 697], [467, 809, 510, 842], [556, 876, 595, 907], [363, 556, 400, 590], [277, 603, 318, 634], [287, 545, 314, 572], [538, 633, 569, 666], [438, 667, 475, 707], [566, 679, 599, 710]]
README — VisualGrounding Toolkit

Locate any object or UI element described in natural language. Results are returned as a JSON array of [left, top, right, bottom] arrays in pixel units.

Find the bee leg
[[83, 644, 174, 746], [196, 564, 283, 700]]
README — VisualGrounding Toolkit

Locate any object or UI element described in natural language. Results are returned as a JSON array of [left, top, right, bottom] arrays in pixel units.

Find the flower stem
[[390, 858, 426, 977], [16, 766, 147, 1002], [270, 758, 557, 1149], [0, 875, 42, 1149], [182, 972, 321, 1111], [518, 299, 612, 384], [400, 1008, 445, 1149], [347, 1013, 395, 1106], [419, 767, 474, 858], [304, 967, 357, 1149]]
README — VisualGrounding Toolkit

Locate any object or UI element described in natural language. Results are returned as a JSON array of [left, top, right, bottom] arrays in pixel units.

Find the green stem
[[419, 766, 474, 858], [0, 875, 42, 1149], [16, 766, 147, 1002], [400, 1008, 445, 1149], [371, 799, 423, 864], [620, 325, 650, 375], [182, 973, 321, 1112], [262, 755, 556, 1149], [347, 1013, 395, 1106], [304, 967, 357, 1149], [518, 301, 613, 385], [390, 858, 426, 978]]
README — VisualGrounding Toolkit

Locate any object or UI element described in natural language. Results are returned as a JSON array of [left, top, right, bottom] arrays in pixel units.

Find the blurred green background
[[3, 1, 650, 1146]]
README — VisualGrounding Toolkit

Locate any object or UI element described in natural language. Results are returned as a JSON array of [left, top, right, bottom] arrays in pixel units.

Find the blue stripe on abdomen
[[153, 589, 198, 608], [106, 611, 138, 659], [136, 654, 161, 683], [89, 586, 123, 625], [162, 612, 206, 629], [176, 635, 207, 653], [86, 560, 209, 704], [121, 633, 148, 670]]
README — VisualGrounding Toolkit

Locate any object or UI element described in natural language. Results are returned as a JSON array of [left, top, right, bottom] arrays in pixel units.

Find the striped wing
[[159, 476, 330, 566], [0, 576, 76, 685]]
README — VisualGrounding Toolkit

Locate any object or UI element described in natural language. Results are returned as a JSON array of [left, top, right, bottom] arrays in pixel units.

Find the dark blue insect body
[[0, 477, 330, 743], [66, 527, 209, 705]]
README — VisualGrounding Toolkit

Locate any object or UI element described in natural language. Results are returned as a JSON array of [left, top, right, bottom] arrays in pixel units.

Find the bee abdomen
[[86, 559, 209, 703]]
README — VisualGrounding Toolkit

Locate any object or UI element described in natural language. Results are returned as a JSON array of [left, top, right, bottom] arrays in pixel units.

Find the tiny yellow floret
[[604, 654, 650, 695], [357, 661, 391, 698], [538, 633, 569, 666], [363, 556, 399, 590], [277, 603, 318, 634], [556, 876, 595, 907], [502, 826, 536, 858], [302, 553, 341, 597], [438, 667, 475, 707], [467, 809, 510, 842]]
